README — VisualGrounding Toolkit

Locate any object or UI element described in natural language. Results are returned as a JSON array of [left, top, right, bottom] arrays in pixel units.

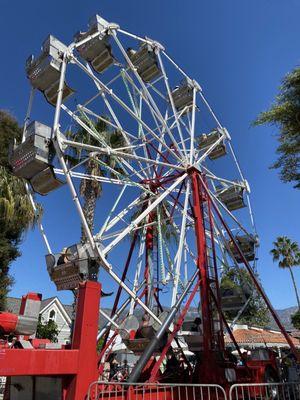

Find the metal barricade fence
[[0, 377, 6, 400], [87, 382, 228, 400], [229, 382, 300, 400]]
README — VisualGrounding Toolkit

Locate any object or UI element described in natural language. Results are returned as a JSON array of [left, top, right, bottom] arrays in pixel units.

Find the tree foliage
[[0, 110, 39, 310], [36, 316, 59, 342], [67, 116, 126, 243], [220, 266, 270, 327], [254, 67, 300, 188], [291, 309, 300, 330], [271, 236, 300, 309]]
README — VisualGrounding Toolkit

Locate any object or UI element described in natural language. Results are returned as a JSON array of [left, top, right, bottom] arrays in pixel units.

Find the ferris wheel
[[10, 14, 271, 382]]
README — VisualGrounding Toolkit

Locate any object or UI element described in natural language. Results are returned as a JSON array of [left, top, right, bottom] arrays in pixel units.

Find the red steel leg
[[65, 281, 101, 400]]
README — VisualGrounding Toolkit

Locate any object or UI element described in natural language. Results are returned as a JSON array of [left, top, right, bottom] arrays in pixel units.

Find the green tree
[[220, 266, 269, 327], [69, 117, 126, 244], [36, 316, 59, 342], [254, 67, 300, 188], [291, 309, 300, 330], [271, 236, 300, 309], [0, 111, 39, 310]]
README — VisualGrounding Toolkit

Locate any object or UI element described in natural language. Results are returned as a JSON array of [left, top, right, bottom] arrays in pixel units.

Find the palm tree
[[0, 110, 40, 310], [68, 117, 126, 243], [271, 236, 300, 309], [67, 116, 126, 284]]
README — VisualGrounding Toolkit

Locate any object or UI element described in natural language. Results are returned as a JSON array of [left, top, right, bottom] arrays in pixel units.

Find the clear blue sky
[[0, 0, 299, 310]]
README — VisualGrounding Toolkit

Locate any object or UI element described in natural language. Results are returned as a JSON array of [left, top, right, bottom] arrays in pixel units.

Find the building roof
[[225, 326, 300, 348], [6, 296, 59, 314], [6, 296, 72, 321], [5, 296, 113, 330], [41, 297, 56, 310]]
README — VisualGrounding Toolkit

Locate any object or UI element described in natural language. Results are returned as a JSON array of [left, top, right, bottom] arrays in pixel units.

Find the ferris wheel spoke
[[99, 93, 148, 179], [61, 104, 111, 146], [62, 138, 185, 179], [195, 129, 228, 167], [165, 192, 194, 223], [99, 194, 148, 235], [104, 267, 164, 327], [75, 103, 186, 184], [162, 202, 197, 264], [101, 219, 159, 241], [119, 75, 171, 180], [119, 68, 168, 128], [111, 32, 187, 162], [161, 50, 192, 81], [121, 68, 183, 162], [145, 77, 168, 102], [189, 87, 197, 165], [102, 173, 187, 255], [212, 215, 242, 270], [198, 90, 223, 129], [171, 180, 190, 306], [97, 185, 128, 239], [202, 165, 247, 189], [71, 55, 183, 165], [120, 71, 149, 160], [77, 105, 138, 142], [84, 62, 150, 181], [54, 169, 136, 188], [157, 51, 188, 159], [207, 187, 254, 239], [129, 227, 147, 314]]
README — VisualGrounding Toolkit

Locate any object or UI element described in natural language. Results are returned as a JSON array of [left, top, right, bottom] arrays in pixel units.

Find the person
[[110, 357, 119, 380], [102, 362, 110, 381], [57, 248, 69, 265], [116, 369, 124, 382], [136, 314, 153, 338], [122, 359, 130, 380], [225, 349, 238, 364], [191, 317, 202, 333]]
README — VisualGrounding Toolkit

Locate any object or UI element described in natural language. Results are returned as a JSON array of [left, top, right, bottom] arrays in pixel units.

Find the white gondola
[[123, 313, 167, 355], [180, 319, 203, 352], [221, 287, 247, 312], [26, 36, 74, 106], [216, 183, 246, 211], [127, 43, 161, 83], [171, 79, 194, 112], [9, 121, 64, 195], [228, 235, 259, 263], [74, 15, 114, 74], [198, 128, 227, 160], [45, 242, 99, 291]]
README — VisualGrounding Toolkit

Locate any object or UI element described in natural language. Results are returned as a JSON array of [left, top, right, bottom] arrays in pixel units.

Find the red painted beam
[[0, 349, 79, 376], [66, 281, 101, 400]]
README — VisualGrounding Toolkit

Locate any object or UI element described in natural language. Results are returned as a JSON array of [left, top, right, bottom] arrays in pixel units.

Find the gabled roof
[[225, 326, 300, 347], [6, 296, 59, 314], [41, 297, 56, 310], [63, 305, 73, 319], [6, 297, 21, 314], [5, 296, 72, 325], [40, 297, 72, 325]]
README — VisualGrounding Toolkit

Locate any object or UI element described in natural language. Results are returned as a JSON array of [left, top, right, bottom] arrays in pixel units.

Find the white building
[[6, 296, 73, 345]]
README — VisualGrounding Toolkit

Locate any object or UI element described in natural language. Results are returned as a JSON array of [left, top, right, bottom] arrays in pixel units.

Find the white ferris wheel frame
[[22, 20, 258, 329]]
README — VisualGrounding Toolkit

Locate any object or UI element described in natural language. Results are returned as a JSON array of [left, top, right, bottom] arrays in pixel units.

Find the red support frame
[[198, 173, 299, 360], [65, 281, 101, 399], [0, 281, 101, 400], [191, 171, 214, 365], [148, 279, 200, 382]]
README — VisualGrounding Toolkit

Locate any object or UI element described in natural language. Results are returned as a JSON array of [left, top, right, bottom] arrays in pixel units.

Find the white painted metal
[[22, 15, 259, 355]]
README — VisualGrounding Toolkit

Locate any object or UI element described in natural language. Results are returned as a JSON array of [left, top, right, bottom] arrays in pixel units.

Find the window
[[48, 309, 56, 322]]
